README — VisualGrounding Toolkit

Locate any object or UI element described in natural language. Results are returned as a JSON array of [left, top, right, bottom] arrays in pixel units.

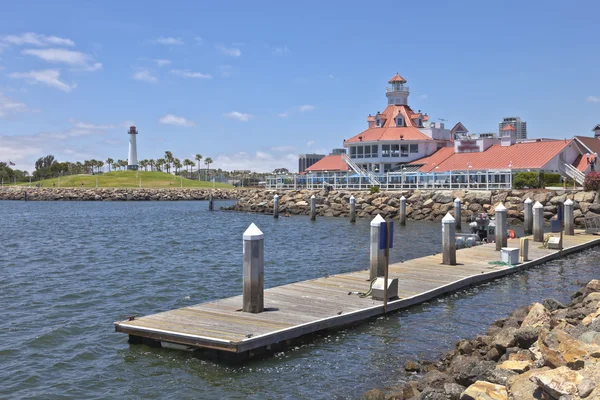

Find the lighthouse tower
[[127, 125, 138, 170], [386, 73, 410, 105]]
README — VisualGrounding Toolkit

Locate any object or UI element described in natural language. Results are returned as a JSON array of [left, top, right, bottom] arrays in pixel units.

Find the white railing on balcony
[[563, 163, 585, 185], [341, 154, 380, 186], [386, 85, 409, 93]]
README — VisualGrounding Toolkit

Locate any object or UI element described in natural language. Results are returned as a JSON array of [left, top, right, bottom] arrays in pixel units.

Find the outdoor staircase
[[341, 154, 380, 186], [563, 163, 585, 186]]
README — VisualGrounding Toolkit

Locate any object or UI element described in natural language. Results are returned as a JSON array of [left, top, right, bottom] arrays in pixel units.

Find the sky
[[1, 0, 599, 173]]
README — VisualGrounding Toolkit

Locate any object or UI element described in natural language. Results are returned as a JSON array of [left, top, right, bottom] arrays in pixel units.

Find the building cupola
[[592, 124, 600, 138], [386, 73, 410, 106]]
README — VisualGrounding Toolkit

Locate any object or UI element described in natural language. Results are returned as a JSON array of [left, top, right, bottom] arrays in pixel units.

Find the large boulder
[[460, 381, 508, 400], [432, 191, 454, 204], [465, 191, 492, 205], [520, 303, 551, 331], [529, 366, 584, 399], [506, 367, 550, 400]]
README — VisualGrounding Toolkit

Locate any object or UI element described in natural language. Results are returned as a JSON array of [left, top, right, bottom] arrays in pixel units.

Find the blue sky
[[1, 0, 599, 173]]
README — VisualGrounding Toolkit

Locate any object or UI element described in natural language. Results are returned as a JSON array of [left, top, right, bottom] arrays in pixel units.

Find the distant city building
[[127, 125, 138, 170], [298, 153, 325, 173], [329, 148, 347, 155], [499, 117, 527, 140], [479, 132, 498, 139]]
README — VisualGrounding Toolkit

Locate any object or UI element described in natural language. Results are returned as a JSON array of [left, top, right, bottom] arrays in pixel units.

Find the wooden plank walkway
[[115, 230, 600, 354]]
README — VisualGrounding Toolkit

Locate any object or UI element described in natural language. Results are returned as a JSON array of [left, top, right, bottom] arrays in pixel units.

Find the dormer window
[[376, 118, 381, 127], [396, 117, 404, 127], [418, 118, 422, 127]]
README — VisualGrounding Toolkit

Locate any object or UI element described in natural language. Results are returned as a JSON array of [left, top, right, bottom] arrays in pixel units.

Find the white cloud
[[153, 37, 184, 45], [132, 69, 158, 83], [271, 145, 296, 152], [194, 37, 203, 44], [299, 104, 315, 112], [328, 74, 335, 79], [219, 65, 233, 77], [0, 93, 30, 118], [307, 140, 315, 147], [69, 120, 118, 130], [224, 111, 252, 121], [273, 46, 290, 55], [159, 114, 196, 127], [1, 32, 75, 47], [213, 151, 297, 173], [216, 44, 241, 57], [21, 48, 102, 71], [278, 112, 289, 118], [9, 69, 75, 92], [170, 69, 212, 79], [586, 96, 600, 103], [420, 94, 429, 99], [154, 59, 171, 67]]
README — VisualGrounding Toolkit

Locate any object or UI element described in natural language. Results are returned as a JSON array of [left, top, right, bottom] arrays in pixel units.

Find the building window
[[350, 147, 356, 159], [376, 119, 381, 127], [396, 117, 403, 127], [391, 144, 400, 157], [400, 144, 409, 157], [364, 146, 371, 158], [357, 146, 364, 158], [418, 119, 422, 127], [384, 163, 392, 172], [409, 144, 418, 153], [382, 144, 390, 157], [371, 145, 378, 157]]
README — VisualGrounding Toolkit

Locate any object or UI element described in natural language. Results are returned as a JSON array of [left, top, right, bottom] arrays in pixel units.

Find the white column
[[399, 195, 407, 226], [310, 195, 316, 221], [533, 201, 544, 242], [370, 214, 386, 280], [564, 198, 574, 236], [273, 194, 279, 219], [454, 197, 462, 230], [349, 195, 356, 223], [495, 203, 507, 251], [128, 133, 138, 170], [442, 213, 456, 265], [524, 198, 533, 235], [243, 223, 264, 313]]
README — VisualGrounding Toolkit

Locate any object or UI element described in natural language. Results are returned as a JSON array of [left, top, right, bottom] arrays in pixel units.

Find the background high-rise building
[[499, 117, 527, 140], [298, 154, 325, 173]]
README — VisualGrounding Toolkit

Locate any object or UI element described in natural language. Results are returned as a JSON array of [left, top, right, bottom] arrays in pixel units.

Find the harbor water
[[1, 200, 599, 399]]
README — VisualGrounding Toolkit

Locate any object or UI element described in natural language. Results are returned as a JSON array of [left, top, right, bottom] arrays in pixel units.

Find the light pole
[[508, 161, 513, 188], [467, 162, 472, 188]]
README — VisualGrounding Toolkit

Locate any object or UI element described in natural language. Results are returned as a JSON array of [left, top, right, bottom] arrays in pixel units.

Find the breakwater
[[363, 280, 600, 400]]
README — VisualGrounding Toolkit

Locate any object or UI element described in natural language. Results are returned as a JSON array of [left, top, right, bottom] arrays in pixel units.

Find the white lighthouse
[[127, 125, 138, 170]]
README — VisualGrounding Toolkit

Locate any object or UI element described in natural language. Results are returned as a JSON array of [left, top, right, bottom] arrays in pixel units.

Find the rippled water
[[1, 200, 599, 399]]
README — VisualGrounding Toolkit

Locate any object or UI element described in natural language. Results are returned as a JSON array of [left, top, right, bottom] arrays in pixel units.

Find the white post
[[399, 195, 407, 226], [310, 195, 316, 221], [139, 178, 142, 188], [243, 223, 264, 313], [370, 214, 386, 280], [495, 203, 507, 251], [58, 177, 60, 188], [533, 201, 544, 242], [524, 198, 533, 235], [349, 195, 356, 223], [273, 194, 279, 219], [454, 197, 462, 230], [96, 177, 98, 188], [564, 198, 574, 236], [442, 212, 456, 265], [180, 176, 183, 188]]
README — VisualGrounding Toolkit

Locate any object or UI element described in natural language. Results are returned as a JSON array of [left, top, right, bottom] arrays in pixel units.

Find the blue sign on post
[[379, 221, 394, 250]]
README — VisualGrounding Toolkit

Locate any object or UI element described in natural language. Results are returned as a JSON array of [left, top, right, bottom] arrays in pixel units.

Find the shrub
[[513, 172, 539, 189], [584, 172, 600, 191], [542, 173, 562, 186], [369, 185, 380, 194]]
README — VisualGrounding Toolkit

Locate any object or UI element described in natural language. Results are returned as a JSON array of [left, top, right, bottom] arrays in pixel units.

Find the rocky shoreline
[[0, 187, 236, 201], [362, 280, 600, 400], [228, 189, 600, 228]]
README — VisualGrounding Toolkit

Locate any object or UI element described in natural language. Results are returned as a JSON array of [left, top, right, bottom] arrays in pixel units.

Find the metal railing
[[341, 154, 380, 185], [564, 163, 585, 185], [385, 86, 410, 93]]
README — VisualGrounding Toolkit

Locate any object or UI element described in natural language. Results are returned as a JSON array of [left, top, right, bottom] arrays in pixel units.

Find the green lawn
[[21, 171, 233, 189]]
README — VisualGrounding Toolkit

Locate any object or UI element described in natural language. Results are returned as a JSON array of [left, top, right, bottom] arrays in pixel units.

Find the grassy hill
[[23, 171, 233, 189]]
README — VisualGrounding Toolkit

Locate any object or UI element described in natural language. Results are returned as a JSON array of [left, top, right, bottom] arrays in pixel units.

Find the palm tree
[[204, 157, 213, 180], [164, 151, 173, 173], [97, 160, 104, 173], [106, 158, 114, 172], [195, 154, 202, 180], [173, 158, 182, 175], [156, 158, 165, 172], [149, 159, 155, 171], [184, 159, 193, 176]]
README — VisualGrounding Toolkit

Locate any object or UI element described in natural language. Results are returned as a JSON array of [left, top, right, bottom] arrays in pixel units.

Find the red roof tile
[[572, 155, 589, 172], [305, 155, 349, 172], [388, 73, 407, 84], [410, 140, 572, 172], [423, 115, 429, 121], [501, 124, 516, 131], [345, 105, 433, 143]]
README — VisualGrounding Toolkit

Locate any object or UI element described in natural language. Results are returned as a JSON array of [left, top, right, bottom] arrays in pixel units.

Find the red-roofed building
[[342, 74, 453, 174], [305, 155, 349, 173]]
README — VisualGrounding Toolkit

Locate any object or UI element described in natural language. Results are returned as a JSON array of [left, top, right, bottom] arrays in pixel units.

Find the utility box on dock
[[372, 277, 398, 301], [548, 236, 562, 250], [501, 247, 519, 265]]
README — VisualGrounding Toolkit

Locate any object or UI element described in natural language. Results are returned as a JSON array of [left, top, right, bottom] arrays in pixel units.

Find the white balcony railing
[[386, 85, 409, 93]]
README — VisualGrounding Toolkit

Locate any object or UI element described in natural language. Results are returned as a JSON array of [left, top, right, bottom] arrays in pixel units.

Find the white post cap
[[243, 223, 264, 240], [533, 201, 544, 209], [274, 194, 279, 199], [370, 214, 386, 227], [524, 197, 532, 204], [350, 195, 355, 200], [400, 195, 406, 200], [310, 195, 316, 199], [495, 202, 506, 212], [454, 197, 461, 203], [442, 212, 455, 223], [564, 198, 573, 206]]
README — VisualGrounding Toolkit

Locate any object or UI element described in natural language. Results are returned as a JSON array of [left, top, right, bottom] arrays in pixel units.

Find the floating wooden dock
[[115, 230, 600, 357]]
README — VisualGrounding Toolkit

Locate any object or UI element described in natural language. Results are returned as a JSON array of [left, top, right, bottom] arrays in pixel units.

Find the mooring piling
[[520, 237, 529, 262], [370, 214, 386, 280], [533, 201, 544, 242], [442, 212, 456, 265], [454, 197, 462, 230], [495, 203, 507, 251], [310, 195, 316, 221], [243, 223, 264, 313], [524, 198, 533, 235], [564, 199, 574, 236], [273, 194, 279, 219], [209, 194, 214, 211], [349, 195, 356, 223], [399, 196, 407, 226]]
